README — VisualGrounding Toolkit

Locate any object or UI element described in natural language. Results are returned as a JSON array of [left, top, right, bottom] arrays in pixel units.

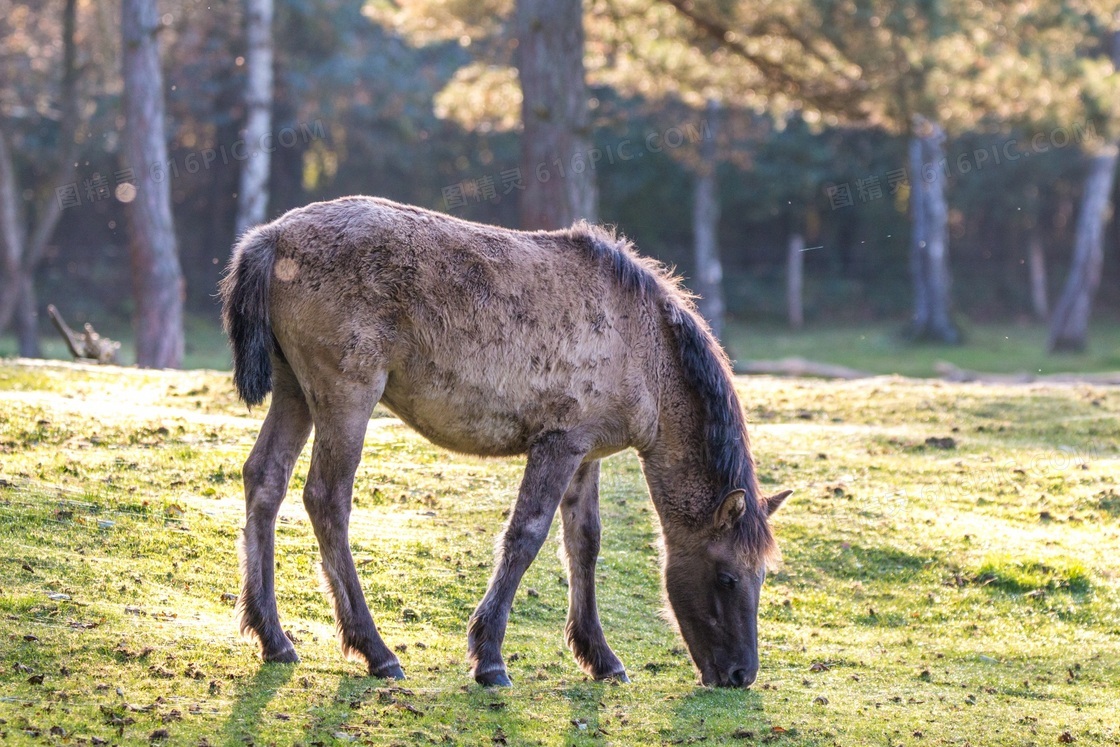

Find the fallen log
[[47, 304, 121, 364], [734, 357, 872, 380], [934, 361, 1120, 386]]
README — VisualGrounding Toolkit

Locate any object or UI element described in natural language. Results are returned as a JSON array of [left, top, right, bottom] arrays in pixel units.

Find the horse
[[219, 195, 790, 688]]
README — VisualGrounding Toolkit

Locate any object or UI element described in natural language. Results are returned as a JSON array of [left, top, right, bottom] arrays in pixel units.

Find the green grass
[[725, 320, 1120, 377], [2, 361, 1120, 745]]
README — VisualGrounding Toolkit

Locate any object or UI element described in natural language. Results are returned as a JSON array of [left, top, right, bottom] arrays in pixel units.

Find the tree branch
[[660, 0, 866, 116]]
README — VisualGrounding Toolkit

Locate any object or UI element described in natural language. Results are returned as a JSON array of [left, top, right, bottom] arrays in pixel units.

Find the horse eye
[[717, 572, 737, 589]]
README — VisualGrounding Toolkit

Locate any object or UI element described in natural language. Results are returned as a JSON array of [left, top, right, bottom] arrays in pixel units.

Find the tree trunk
[[0, 130, 24, 330], [0, 0, 77, 350], [515, 0, 596, 229], [1048, 146, 1119, 352], [1028, 232, 1048, 321], [1047, 30, 1120, 352], [234, 0, 274, 237], [787, 233, 804, 330], [122, 0, 185, 368], [907, 117, 960, 343], [16, 276, 40, 357], [692, 99, 723, 340]]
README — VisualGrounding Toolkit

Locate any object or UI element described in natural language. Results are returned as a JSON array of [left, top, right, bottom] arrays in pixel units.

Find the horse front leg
[[468, 431, 586, 686], [559, 460, 629, 682]]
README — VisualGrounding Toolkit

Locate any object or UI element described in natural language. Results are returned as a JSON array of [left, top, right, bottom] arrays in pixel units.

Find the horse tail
[[220, 224, 280, 406]]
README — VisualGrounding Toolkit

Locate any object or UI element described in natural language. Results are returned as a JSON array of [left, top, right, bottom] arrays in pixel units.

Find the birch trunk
[[1028, 233, 1048, 321], [1048, 146, 1118, 352], [0, 0, 79, 353], [515, 0, 596, 229], [692, 99, 724, 340], [907, 117, 960, 343], [787, 233, 804, 330], [15, 277, 39, 356], [234, 0, 274, 236], [122, 0, 185, 368], [0, 130, 26, 337], [1047, 30, 1120, 352]]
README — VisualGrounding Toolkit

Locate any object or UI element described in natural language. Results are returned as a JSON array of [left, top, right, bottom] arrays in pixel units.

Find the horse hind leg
[[302, 373, 403, 679], [559, 460, 629, 682], [238, 360, 312, 663]]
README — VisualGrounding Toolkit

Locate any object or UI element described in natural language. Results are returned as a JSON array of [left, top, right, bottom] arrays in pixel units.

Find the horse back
[[266, 196, 661, 457]]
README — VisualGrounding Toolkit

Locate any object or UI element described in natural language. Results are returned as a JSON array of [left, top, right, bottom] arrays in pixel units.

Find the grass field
[[725, 321, 1120, 378], [2, 360, 1120, 746]]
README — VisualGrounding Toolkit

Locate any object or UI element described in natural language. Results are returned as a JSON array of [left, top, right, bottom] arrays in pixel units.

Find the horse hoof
[[263, 648, 299, 665], [602, 671, 630, 684], [372, 663, 406, 680], [475, 670, 512, 687]]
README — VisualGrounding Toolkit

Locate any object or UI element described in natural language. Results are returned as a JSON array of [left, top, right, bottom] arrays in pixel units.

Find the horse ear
[[764, 489, 792, 516], [714, 489, 747, 530]]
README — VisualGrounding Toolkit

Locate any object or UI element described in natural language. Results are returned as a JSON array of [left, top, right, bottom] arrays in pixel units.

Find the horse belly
[[380, 349, 607, 457]]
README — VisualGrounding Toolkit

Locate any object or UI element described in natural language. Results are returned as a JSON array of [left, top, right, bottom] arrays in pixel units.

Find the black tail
[[219, 225, 280, 406]]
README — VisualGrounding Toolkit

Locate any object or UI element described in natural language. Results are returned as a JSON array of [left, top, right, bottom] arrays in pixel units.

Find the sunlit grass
[[1, 361, 1119, 745]]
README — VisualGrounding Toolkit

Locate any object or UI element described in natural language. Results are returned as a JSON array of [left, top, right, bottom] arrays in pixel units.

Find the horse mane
[[564, 222, 775, 561]]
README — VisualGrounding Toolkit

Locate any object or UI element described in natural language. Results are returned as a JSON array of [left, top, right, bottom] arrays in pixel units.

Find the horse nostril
[[729, 668, 754, 687]]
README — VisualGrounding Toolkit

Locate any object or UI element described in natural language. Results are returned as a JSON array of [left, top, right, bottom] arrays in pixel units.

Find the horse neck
[[638, 371, 720, 532]]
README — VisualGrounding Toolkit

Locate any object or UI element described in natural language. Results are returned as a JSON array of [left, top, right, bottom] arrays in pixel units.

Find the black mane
[[565, 223, 772, 554]]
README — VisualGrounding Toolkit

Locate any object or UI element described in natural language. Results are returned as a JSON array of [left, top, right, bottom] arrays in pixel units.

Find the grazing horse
[[219, 196, 790, 687]]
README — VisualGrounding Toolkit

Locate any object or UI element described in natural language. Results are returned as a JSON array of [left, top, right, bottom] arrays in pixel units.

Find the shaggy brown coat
[[220, 196, 788, 687]]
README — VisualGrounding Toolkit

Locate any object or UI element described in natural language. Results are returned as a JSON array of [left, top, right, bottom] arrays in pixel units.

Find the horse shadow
[[303, 673, 377, 743], [222, 663, 381, 744], [221, 663, 297, 745], [561, 680, 608, 741]]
